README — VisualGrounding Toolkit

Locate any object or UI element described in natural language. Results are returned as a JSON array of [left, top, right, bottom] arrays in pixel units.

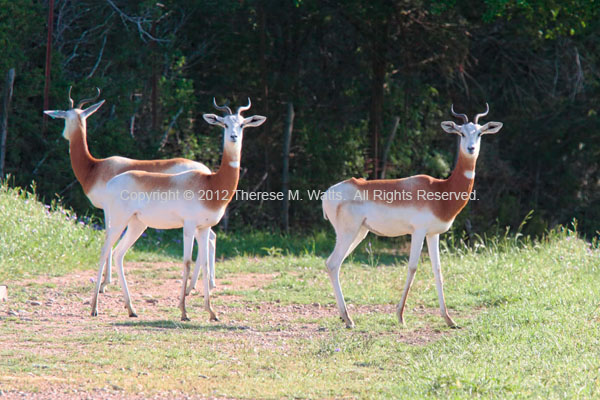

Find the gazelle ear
[[441, 121, 461, 135], [481, 121, 503, 134], [43, 110, 68, 119], [203, 113, 226, 127], [81, 100, 105, 119], [242, 115, 267, 128]]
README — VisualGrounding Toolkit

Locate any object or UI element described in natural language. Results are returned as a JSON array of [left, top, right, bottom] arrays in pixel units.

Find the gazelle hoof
[[91, 310, 98, 317], [340, 316, 354, 329], [181, 316, 190, 321], [444, 316, 458, 328], [129, 312, 138, 318]]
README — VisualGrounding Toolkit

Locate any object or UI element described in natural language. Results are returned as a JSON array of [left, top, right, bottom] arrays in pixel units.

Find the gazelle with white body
[[322, 104, 502, 328], [44, 88, 217, 306], [98, 99, 265, 320]]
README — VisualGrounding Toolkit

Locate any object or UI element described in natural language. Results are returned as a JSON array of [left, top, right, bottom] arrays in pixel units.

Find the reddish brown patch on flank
[[348, 151, 477, 222]]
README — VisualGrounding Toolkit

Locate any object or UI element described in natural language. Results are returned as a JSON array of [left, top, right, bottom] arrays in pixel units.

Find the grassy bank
[[1, 183, 600, 398]]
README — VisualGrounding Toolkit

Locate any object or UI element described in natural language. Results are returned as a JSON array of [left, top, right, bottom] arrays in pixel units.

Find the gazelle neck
[[436, 150, 477, 220], [208, 143, 241, 200], [68, 120, 98, 194], [447, 150, 477, 185]]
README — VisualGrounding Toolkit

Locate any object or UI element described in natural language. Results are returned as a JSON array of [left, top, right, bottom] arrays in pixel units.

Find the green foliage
[[483, 0, 599, 38], [1, 0, 599, 235]]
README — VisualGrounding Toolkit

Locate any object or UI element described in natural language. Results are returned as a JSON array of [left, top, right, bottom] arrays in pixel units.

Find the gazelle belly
[[361, 203, 453, 237], [132, 200, 226, 230]]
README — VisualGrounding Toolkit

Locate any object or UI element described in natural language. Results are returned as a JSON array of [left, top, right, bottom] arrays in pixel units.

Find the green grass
[[0, 182, 103, 281], [1, 183, 600, 398]]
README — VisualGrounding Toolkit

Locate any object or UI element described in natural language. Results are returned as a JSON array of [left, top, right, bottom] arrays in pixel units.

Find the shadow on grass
[[113, 319, 250, 332], [132, 228, 411, 264]]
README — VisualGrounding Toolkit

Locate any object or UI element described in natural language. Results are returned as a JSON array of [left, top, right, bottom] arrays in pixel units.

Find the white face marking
[[61, 109, 85, 140], [463, 170, 475, 179], [458, 123, 482, 158], [222, 114, 245, 145]]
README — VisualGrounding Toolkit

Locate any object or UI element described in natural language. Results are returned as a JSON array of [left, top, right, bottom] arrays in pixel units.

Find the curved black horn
[[67, 86, 74, 109], [237, 97, 251, 115], [474, 102, 489, 124], [213, 98, 232, 115], [451, 104, 468, 124], [77, 87, 101, 109]]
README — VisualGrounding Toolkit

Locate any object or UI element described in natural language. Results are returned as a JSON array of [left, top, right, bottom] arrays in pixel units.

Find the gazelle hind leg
[[396, 230, 426, 325], [325, 223, 368, 328], [426, 234, 457, 328], [112, 217, 148, 317]]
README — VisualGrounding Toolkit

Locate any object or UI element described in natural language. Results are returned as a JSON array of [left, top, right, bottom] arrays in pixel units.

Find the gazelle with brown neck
[[322, 104, 502, 328], [96, 99, 266, 321], [44, 88, 218, 296]]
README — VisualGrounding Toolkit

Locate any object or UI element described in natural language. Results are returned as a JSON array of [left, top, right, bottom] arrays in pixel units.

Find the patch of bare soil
[[0, 261, 473, 399]]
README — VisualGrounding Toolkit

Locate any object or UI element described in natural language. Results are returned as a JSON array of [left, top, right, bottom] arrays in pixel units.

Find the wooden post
[[42, 0, 55, 131], [281, 102, 294, 231], [0, 68, 15, 180]]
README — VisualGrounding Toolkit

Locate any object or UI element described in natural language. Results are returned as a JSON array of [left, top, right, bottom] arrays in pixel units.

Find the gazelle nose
[[467, 146, 475, 152]]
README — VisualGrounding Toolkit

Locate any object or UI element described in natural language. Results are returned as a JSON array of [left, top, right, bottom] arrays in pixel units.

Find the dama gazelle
[[322, 104, 502, 328], [43, 88, 217, 303], [98, 99, 266, 320]]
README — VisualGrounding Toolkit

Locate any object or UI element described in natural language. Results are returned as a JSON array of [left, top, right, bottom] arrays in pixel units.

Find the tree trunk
[[368, 20, 388, 179], [369, 53, 385, 179], [258, 0, 271, 191], [0, 68, 15, 180], [281, 102, 294, 231], [150, 20, 159, 133], [380, 116, 400, 179]]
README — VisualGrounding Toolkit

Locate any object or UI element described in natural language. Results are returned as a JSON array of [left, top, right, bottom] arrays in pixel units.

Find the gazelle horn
[[237, 97, 251, 115], [474, 103, 490, 124], [451, 104, 468, 124], [213, 98, 233, 115], [68, 86, 74, 109], [77, 87, 101, 109]]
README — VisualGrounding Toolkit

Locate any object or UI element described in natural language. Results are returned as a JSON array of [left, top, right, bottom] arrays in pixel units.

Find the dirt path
[[0, 261, 464, 399]]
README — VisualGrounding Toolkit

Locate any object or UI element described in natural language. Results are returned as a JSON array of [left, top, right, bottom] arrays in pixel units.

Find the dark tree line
[[1, 0, 599, 236]]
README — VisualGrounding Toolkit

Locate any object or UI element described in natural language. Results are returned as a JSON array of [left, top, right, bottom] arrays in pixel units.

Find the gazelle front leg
[[186, 228, 217, 295], [396, 230, 426, 325], [112, 217, 148, 317], [208, 229, 217, 289], [179, 224, 196, 321], [196, 227, 218, 321], [426, 234, 457, 328], [91, 221, 128, 316], [99, 210, 112, 293]]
